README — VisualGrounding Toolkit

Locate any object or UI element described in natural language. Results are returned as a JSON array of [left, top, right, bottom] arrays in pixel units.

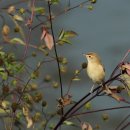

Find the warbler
[[83, 52, 105, 92]]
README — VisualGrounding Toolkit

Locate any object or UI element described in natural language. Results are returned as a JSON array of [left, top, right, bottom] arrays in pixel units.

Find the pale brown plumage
[[84, 52, 105, 84]]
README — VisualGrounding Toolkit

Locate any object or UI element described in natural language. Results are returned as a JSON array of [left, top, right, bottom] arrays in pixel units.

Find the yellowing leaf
[[10, 38, 25, 45], [44, 33, 54, 50], [2, 100, 10, 109], [104, 86, 124, 102], [13, 15, 24, 22], [81, 122, 93, 130], [122, 63, 130, 76], [7, 6, 15, 14], [41, 27, 54, 50], [0, 108, 10, 114], [2, 25, 10, 35], [23, 106, 33, 128], [111, 93, 124, 102]]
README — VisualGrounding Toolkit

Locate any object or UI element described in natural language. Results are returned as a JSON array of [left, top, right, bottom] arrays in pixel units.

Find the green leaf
[[10, 38, 25, 45], [0, 72, 8, 80], [59, 39, 72, 44], [0, 67, 5, 71], [59, 29, 65, 40], [34, 7, 45, 14], [49, 123, 55, 129], [51, 0, 60, 4], [0, 109, 10, 114], [63, 121, 75, 126], [64, 31, 77, 38]]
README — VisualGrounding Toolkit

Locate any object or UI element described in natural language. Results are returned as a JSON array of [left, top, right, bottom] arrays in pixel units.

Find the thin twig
[[116, 114, 130, 130], [65, 68, 83, 96], [47, 1, 64, 115], [70, 106, 130, 118], [23, 0, 36, 59], [121, 49, 130, 62], [120, 122, 130, 130]]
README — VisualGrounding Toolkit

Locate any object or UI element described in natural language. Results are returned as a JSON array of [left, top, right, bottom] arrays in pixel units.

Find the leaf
[[10, 38, 25, 45], [111, 93, 124, 102], [109, 85, 125, 93], [60, 39, 72, 44], [122, 63, 130, 76], [23, 106, 33, 128], [13, 15, 24, 22], [41, 27, 54, 50], [104, 86, 124, 102], [120, 74, 130, 94], [57, 95, 72, 109], [51, 0, 60, 4], [40, 28, 47, 40], [64, 31, 77, 38], [34, 7, 45, 14], [58, 29, 77, 45], [81, 122, 93, 130], [1, 100, 10, 109], [58, 29, 65, 40], [2, 25, 10, 35], [44, 33, 54, 50], [7, 6, 15, 14], [63, 121, 75, 126]]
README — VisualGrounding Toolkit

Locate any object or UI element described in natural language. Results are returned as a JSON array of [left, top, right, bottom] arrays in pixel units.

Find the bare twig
[[47, 1, 64, 115], [116, 114, 130, 130], [23, 0, 36, 59], [70, 106, 130, 118]]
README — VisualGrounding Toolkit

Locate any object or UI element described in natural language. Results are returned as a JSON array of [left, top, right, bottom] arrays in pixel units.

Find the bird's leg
[[90, 84, 95, 93], [96, 83, 106, 96]]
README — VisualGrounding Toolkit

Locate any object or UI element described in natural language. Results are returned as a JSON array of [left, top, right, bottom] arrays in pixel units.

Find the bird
[[83, 52, 105, 93]]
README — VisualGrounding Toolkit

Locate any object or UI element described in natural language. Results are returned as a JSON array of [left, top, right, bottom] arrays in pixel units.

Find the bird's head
[[83, 52, 101, 63]]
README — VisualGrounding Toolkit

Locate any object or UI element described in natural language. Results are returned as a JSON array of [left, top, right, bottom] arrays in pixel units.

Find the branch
[[23, 0, 36, 59], [47, 1, 64, 115], [70, 106, 130, 118], [120, 122, 130, 130], [116, 114, 130, 130], [54, 72, 123, 130]]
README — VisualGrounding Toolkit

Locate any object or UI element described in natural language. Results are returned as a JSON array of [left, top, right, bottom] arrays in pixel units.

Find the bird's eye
[[88, 55, 91, 58]]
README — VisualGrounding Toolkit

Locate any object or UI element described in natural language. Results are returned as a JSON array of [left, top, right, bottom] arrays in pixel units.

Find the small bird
[[83, 52, 105, 92]]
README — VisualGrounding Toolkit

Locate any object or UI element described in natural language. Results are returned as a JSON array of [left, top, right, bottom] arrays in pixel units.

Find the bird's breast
[[86, 63, 105, 84]]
